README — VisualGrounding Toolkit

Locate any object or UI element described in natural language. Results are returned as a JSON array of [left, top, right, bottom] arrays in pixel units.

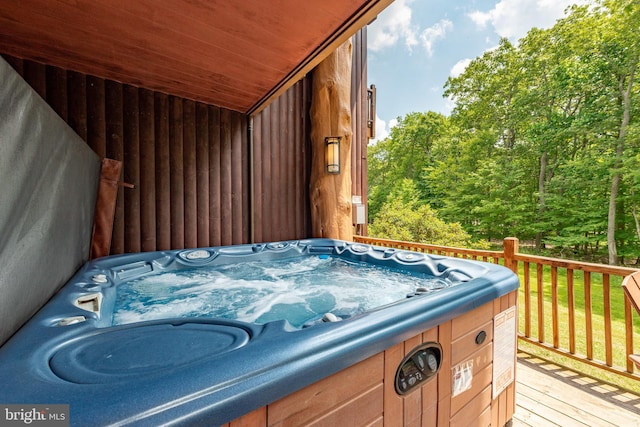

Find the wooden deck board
[[513, 352, 640, 427]]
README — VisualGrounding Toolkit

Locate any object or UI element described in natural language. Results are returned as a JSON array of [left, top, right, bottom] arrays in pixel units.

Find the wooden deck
[[513, 352, 640, 426]]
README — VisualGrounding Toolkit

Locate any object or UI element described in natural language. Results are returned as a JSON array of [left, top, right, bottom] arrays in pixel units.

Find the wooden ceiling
[[0, 0, 392, 114]]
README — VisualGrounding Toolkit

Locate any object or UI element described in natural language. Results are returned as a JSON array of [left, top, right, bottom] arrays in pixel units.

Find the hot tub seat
[[49, 321, 251, 384], [0, 239, 519, 426]]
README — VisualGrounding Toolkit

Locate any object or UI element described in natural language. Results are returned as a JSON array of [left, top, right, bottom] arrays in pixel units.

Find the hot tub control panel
[[395, 342, 442, 395]]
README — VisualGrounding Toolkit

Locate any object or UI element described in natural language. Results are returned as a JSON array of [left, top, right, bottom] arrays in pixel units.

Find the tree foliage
[[369, 180, 487, 248], [368, 0, 640, 264]]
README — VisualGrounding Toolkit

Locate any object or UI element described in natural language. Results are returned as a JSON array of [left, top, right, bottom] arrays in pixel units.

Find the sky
[[367, 0, 585, 142]]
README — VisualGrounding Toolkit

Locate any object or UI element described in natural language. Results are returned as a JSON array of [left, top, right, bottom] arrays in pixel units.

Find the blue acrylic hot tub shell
[[0, 239, 519, 426]]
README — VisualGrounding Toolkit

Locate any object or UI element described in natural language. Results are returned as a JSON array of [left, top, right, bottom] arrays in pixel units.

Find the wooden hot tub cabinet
[[225, 291, 517, 427]]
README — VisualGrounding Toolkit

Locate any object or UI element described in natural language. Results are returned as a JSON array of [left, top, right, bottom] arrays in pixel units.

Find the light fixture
[[325, 136, 341, 174]]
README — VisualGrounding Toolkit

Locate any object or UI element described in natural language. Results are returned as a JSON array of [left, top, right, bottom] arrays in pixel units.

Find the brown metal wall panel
[[3, 55, 254, 254], [292, 85, 302, 236], [250, 29, 367, 243], [300, 78, 311, 236], [296, 85, 308, 239], [242, 114, 251, 243], [87, 76, 106, 157], [123, 85, 141, 253], [274, 97, 283, 233], [269, 102, 280, 240], [183, 99, 198, 249], [252, 114, 263, 243], [196, 103, 210, 247], [4, 55, 23, 74], [351, 29, 361, 197], [219, 109, 232, 245], [3, 40, 367, 253], [139, 89, 156, 252], [67, 71, 87, 141], [285, 92, 296, 239], [259, 109, 273, 241], [154, 93, 171, 251], [251, 30, 367, 242], [105, 80, 125, 255], [350, 28, 369, 235], [208, 105, 222, 246], [252, 77, 311, 243], [23, 60, 46, 99], [280, 97, 289, 239], [169, 96, 185, 250], [232, 112, 248, 244], [46, 66, 67, 121], [351, 32, 360, 197], [258, 100, 276, 242]]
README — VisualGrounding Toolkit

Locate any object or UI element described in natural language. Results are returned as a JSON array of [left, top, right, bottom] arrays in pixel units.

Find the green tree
[[369, 180, 486, 248], [367, 0, 640, 263], [367, 112, 451, 219], [597, 0, 640, 264], [442, 38, 538, 240]]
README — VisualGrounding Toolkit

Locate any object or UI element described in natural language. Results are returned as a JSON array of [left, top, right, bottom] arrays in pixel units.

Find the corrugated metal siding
[[3, 55, 250, 254], [2, 27, 368, 252], [251, 29, 369, 242], [252, 78, 312, 243]]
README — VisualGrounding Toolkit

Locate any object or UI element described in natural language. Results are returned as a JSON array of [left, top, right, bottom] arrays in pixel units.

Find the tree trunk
[[535, 151, 548, 250], [309, 41, 353, 240], [608, 62, 636, 264], [633, 202, 640, 243], [608, 171, 622, 264]]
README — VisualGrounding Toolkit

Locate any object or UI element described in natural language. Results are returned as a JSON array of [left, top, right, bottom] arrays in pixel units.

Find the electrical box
[[352, 196, 366, 225]]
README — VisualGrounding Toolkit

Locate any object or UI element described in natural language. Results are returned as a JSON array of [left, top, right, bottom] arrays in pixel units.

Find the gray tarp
[[0, 58, 101, 346]]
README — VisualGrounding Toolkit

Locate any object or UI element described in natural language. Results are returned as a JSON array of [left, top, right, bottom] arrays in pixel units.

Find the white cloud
[[368, 0, 418, 52], [369, 0, 452, 57], [444, 96, 457, 114], [370, 115, 398, 144], [420, 20, 454, 57], [468, 10, 492, 29], [468, 0, 581, 41], [450, 58, 472, 78]]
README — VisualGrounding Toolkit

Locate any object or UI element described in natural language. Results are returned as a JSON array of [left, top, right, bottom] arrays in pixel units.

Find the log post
[[310, 40, 353, 241]]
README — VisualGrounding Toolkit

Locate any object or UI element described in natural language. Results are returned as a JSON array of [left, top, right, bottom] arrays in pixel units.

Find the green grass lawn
[[515, 263, 640, 393]]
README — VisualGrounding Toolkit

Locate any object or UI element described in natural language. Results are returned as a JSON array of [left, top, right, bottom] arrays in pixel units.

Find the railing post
[[504, 237, 519, 274]]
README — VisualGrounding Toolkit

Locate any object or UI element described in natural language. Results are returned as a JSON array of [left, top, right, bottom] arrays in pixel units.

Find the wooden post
[[503, 237, 519, 274], [90, 158, 123, 259], [309, 41, 353, 241]]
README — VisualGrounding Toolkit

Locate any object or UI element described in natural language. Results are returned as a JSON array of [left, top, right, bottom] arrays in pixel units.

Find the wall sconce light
[[325, 136, 341, 174]]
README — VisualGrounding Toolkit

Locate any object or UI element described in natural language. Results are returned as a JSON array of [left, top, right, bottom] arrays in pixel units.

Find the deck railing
[[354, 236, 640, 382]]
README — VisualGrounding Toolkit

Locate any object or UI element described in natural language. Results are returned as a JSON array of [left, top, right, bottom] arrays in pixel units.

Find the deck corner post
[[504, 237, 519, 274]]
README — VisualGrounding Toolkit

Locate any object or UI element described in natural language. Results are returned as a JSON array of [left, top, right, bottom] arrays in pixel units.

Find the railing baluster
[[537, 263, 545, 344], [585, 272, 593, 360], [524, 261, 531, 338], [567, 269, 575, 354], [552, 266, 559, 349], [603, 274, 613, 367]]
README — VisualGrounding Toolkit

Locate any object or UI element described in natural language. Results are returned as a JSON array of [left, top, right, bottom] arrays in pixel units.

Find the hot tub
[[0, 239, 519, 426]]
